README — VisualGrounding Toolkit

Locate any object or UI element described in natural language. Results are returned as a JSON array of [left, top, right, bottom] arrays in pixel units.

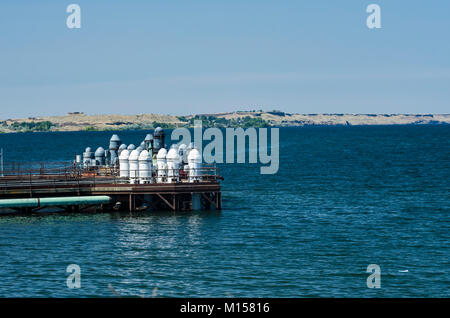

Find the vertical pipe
[[29, 172, 32, 197], [0, 148, 3, 177], [129, 193, 133, 212]]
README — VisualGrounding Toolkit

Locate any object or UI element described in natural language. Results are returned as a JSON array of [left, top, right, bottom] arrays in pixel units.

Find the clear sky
[[0, 0, 449, 118]]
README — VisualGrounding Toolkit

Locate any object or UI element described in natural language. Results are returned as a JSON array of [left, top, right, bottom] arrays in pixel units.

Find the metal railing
[[0, 161, 76, 176], [0, 162, 221, 190]]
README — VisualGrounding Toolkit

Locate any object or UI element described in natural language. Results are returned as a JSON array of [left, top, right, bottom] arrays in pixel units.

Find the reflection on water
[[111, 211, 220, 297]]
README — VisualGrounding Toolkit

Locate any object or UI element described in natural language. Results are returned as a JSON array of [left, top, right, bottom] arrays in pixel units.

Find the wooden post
[[129, 193, 133, 212]]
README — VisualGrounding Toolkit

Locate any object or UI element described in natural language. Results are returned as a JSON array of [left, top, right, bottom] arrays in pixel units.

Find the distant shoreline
[[1, 111, 449, 133]]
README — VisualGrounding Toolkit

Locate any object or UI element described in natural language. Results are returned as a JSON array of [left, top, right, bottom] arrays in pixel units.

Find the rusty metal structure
[[0, 161, 222, 214], [0, 129, 223, 215]]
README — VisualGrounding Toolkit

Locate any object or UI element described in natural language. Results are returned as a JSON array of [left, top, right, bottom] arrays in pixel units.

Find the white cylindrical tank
[[109, 134, 121, 166], [128, 149, 140, 184], [188, 148, 202, 182], [95, 147, 105, 166], [156, 148, 167, 183], [83, 147, 94, 168], [166, 147, 180, 183], [119, 149, 130, 178], [138, 150, 152, 184], [118, 144, 127, 156]]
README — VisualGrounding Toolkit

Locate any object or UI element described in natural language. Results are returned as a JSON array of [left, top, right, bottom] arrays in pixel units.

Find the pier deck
[[0, 163, 222, 214]]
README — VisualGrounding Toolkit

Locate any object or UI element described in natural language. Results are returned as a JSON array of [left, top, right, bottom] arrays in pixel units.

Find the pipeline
[[0, 196, 111, 208]]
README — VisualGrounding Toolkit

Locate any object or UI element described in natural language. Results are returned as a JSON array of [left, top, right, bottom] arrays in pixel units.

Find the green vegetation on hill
[[84, 122, 178, 131], [151, 122, 177, 129], [7, 121, 55, 132], [1, 112, 445, 134], [188, 115, 270, 128], [81, 118, 269, 131]]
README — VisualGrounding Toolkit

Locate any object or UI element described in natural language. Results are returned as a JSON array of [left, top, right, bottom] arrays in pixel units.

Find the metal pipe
[[0, 148, 3, 177], [0, 196, 111, 208], [0, 198, 37, 208], [39, 196, 111, 206]]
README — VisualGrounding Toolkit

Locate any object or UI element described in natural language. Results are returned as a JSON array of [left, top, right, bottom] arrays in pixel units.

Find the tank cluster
[[78, 127, 202, 184]]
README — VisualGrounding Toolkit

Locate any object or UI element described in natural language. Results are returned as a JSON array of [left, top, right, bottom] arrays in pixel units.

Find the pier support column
[[192, 193, 201, 211], [216, 192, 222, 210], [129, 194, 135, 212]]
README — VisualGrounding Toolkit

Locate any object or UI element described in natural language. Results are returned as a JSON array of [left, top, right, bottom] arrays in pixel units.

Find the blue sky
[[0, 0, 449, 118]]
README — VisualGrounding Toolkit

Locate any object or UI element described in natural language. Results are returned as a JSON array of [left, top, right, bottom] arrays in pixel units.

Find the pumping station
[[0, 127, 222, 214]]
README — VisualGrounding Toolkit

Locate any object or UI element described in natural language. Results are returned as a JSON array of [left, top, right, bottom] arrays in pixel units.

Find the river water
[[0, 125, 448, 297]]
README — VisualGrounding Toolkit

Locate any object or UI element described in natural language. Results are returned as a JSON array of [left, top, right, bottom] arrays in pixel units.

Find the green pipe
[[0, 196, 111, 208], [39, 196, 111, 207], [0, 198, 38, 208]]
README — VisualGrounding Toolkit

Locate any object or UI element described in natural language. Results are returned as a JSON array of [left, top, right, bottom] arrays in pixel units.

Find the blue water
[[0, 126, 448, 297]]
